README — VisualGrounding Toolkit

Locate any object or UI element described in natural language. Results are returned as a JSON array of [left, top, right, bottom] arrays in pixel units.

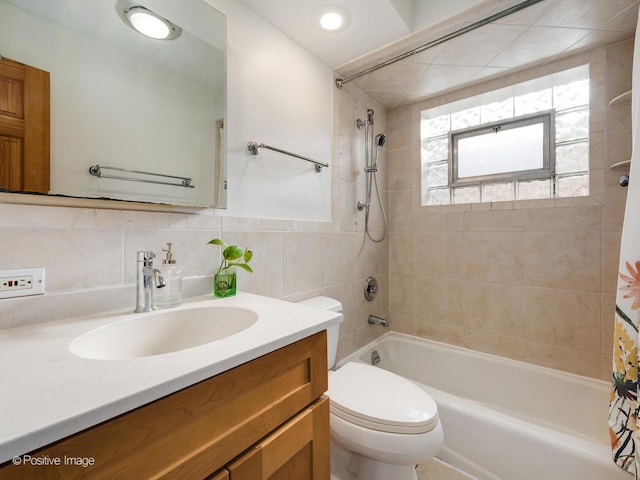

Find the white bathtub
[[337, 332, 629, 480]]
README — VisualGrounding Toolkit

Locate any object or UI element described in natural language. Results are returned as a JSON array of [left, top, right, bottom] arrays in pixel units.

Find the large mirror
[[0, 0, 226, 208]]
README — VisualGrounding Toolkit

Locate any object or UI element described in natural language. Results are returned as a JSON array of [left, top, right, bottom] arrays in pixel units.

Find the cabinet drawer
[[0, 331, 328, 479], [227, 397, 330, 480]]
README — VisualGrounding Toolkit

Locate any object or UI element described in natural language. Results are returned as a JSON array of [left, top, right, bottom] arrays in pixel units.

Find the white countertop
[[0, 292, 342, 463]]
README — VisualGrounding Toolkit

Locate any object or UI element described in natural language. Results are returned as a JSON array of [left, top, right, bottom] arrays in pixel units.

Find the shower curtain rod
[[335, 0, 544, 89]]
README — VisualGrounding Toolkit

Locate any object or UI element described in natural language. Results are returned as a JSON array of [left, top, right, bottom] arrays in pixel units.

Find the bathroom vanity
[[0, 293, 340, 479]]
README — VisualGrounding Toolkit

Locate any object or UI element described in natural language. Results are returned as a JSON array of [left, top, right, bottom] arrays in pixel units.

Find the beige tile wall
[[0, 79, 390, 365], [387, 40, 632, 380], [0, 40, 631, 383]]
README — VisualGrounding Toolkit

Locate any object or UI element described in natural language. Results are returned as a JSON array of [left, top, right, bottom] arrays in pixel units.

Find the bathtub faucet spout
[[368, 315, 388, 327]]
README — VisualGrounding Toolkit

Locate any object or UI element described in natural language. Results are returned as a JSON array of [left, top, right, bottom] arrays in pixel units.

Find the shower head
[[375, 133, 387, 147]]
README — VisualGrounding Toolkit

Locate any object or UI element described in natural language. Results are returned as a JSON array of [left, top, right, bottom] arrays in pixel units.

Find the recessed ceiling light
[[117, 0, 182, 40], [314, 5, 350, 33], [320, 12, 344, 31]]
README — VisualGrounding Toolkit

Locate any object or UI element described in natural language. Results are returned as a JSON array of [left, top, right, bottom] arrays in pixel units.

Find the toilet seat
[[328, 362, 439, 434]]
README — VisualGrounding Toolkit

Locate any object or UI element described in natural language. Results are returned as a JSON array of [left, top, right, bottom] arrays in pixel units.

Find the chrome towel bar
[[89, 165, 195, 188], [247, 141, 328, 172]]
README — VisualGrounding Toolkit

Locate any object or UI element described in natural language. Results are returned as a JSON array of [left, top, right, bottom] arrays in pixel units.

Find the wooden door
[[0, 56, 50, 193], [227, 397, 330, 480]]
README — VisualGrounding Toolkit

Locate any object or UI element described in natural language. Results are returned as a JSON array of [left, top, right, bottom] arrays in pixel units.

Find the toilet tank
[[296, 296, 342, 369]]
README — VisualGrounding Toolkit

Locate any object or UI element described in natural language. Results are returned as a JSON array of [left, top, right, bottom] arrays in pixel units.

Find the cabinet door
[[227, 397, 329, 480], [207, 469, 229, 480]]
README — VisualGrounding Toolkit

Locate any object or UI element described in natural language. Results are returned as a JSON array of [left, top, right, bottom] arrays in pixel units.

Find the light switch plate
[[0, 268, 45, 299]]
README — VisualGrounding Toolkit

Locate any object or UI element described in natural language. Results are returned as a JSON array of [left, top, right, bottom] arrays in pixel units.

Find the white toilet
[[297, 296, 443, 480]]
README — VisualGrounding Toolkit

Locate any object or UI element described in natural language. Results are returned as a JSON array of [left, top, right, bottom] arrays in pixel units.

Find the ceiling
[[238, 0, 639, 110], [236, 0, 487, 68]]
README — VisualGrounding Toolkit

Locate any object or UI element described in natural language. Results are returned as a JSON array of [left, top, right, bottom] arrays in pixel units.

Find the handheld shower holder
[[355, 106, 388, 242], [356, 109, 375, 130]]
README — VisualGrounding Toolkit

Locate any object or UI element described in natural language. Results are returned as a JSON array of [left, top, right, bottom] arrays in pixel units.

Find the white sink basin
[[69, 306, 259, 360]]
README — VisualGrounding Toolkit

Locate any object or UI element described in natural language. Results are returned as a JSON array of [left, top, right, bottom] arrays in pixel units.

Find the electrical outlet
[[0, 268, 45, 299]]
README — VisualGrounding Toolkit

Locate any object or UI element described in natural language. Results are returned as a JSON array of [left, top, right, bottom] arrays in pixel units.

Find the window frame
[[449, 109, 556, 187]]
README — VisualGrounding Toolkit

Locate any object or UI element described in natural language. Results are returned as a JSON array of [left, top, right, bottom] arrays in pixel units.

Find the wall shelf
[[608, 90, 632, 106], [610, 159, 631, 169]]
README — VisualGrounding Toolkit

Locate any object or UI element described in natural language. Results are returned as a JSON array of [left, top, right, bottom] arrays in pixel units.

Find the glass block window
[[421, 65, 589, 206]]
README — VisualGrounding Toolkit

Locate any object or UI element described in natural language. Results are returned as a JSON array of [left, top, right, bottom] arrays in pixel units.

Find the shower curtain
[[609, 10, 640, 477]]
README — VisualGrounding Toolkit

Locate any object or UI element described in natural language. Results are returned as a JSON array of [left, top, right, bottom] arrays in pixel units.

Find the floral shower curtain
[[609, 10, 640, 477]]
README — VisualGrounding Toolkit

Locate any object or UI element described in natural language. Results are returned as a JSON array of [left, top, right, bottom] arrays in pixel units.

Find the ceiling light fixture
[[314, 5, 350, 33], [320, 12, 343, 31], [117, 0, 182, 40]]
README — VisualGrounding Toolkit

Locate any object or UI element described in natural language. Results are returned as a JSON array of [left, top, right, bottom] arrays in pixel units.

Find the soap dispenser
[[154, 242, 182, 309]]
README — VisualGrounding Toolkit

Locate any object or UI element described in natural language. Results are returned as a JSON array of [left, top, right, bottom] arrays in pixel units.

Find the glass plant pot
[[214, 266, 236, 298]]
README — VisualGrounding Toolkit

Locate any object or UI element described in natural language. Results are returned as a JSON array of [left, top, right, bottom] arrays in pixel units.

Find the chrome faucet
[[368, 315, 389, 327], [135, 251, 166, 313]]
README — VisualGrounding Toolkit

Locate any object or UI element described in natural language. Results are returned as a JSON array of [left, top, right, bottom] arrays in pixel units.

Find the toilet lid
[[328, 362, 439, 434]]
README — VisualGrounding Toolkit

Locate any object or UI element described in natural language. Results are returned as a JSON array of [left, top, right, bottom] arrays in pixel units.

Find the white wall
[[204, 0, 334, 221]]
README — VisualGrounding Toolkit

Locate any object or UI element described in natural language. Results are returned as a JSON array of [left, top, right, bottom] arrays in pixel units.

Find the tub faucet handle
[[364, 276, 378, 301]]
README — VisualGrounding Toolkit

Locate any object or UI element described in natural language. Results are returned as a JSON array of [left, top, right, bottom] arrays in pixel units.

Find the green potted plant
[[207, 238, 253, 297]]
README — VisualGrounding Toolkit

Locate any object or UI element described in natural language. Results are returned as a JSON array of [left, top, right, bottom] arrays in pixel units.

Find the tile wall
[[1, 38, 632, 382], [387, 40, 632, 380], [0, 79, 389, 365]]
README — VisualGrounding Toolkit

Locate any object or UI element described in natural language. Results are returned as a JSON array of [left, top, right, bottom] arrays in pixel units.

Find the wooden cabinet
[[209, 470, 230, 480], [0, 331, 329, 479], [227, 397, 329, 480]]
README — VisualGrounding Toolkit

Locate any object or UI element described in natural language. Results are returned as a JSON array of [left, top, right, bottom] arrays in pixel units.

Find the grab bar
[[89, 165, 195, 188], [247, 141, 328, 172]]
